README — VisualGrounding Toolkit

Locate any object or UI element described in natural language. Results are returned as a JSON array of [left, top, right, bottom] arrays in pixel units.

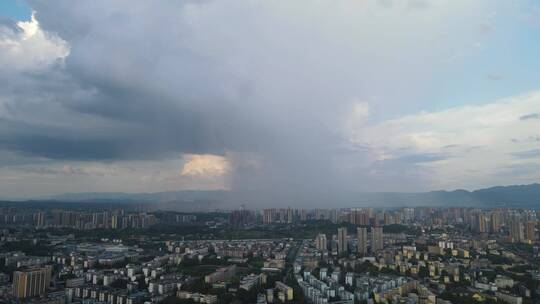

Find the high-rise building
[[524, 221, 536, 243], [263, 209, 276, 224], [300, 210, 308, 221], [374, 213, 384, 226], [229, 209, 256, 228], [35, 212, 45, 228], [510, 218, 524, 243], [357, 227, 368, 255], [475, 213, 487, 233], [394, 212, 402, 224], [329, 209, 339, 224], [490, 211, 501, 233], [384, 213, 394, 225], [286, 208, 294, 224], [524, 210, 537, 222], [275, 281, 294, 301], [315, 234, 327, 251], [12, 266, 52, 298], [319, 268, 328, 280], [111, 215, 119, 229], [337, 227, 348, 254], [371, 226, 384, 253], [403, 208, 414, 222], [348, 209, 369, 226]]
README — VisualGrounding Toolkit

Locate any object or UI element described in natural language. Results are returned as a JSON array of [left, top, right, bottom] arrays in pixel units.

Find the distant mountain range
[[19, 183, 540, 210]]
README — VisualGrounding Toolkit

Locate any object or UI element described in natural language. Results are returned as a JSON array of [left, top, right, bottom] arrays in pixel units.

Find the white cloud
[[352, 92, 540, 189], [0, 14, 69, 72]]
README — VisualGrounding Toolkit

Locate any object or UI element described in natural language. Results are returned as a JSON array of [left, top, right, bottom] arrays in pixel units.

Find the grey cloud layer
[[0, 0, 531, 201]]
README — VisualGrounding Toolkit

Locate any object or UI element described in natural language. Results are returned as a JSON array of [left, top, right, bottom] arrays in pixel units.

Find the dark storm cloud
[[0, 115, 243, 160], [0, 1, 298, 166], [10, 0, 351, 189]]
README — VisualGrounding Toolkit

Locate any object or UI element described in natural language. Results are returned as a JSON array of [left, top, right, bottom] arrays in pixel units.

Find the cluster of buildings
[[262, 208, 340, 224], [0, 205, 158, 230], [292, 207, 540, 303], [260, 208, 412, 226], [315, 226, 384, 257], [39, 210, 157, 230], [1, 252, 51, 269], [1, 206, 540, 303], [0, 229, 306, 303], [1, 242, 195, 303]]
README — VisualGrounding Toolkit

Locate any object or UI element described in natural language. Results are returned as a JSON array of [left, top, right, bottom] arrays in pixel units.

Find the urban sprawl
[[1, 205, 540, 304]]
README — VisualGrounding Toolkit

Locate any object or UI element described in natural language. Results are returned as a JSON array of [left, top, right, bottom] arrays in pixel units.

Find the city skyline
[[3, 2, 540, 303], [1, 201, 540, 303]]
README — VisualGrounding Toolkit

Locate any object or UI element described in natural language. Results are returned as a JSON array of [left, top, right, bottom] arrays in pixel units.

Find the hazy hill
[[27, 183, 540, 210]]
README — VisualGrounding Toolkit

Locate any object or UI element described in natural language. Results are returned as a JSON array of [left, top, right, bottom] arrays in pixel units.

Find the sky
[[0, 0, 540, 202]]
